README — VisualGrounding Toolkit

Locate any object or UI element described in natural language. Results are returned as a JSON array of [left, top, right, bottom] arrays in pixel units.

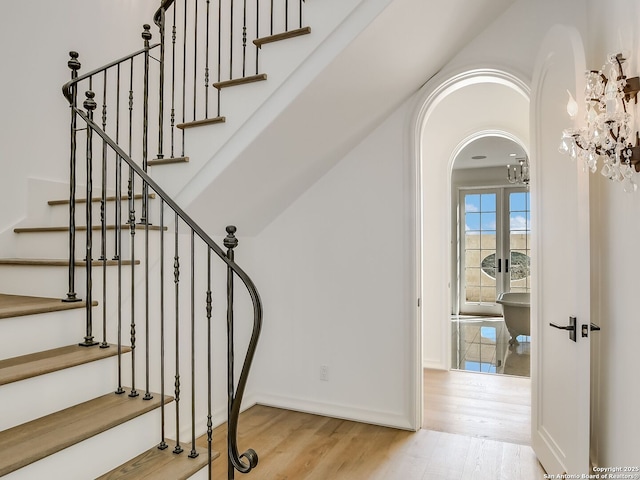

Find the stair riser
[[45, 198, 156, 226], [0, 310, 86, 360], [187, 468, 209, 480], [1, 408, 166, 480], [13, 229, 135, 260], [0, 264, 138, 300], [0, 355, 126, 431], [12, 223, 166, 263]]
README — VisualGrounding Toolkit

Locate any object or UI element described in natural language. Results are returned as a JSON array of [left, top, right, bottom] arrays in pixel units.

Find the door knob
[[549, 316, 577, 342]]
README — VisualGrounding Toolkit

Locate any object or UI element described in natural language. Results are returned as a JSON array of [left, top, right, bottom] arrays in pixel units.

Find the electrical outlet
[[320, 365, 329, 381]]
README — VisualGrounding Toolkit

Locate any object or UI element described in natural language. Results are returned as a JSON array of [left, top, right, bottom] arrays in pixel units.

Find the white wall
[[585, 0, 640, 467], [248, 100, 418, 429], [0, 1, 157, 236]]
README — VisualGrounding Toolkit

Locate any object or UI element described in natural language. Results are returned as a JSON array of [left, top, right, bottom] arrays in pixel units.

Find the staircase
[[0, 0, 323, 477]]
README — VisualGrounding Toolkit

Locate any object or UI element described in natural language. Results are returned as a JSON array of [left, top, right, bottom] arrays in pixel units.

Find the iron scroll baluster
[[225, 226, 259, 478]]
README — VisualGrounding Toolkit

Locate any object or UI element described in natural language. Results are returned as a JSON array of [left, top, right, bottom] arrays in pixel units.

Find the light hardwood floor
[[424, 369, 532, 445], [199, 370, 545, 479]]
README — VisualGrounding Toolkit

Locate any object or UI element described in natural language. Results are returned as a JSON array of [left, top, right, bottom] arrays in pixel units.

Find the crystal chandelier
[[506, 156, 529, 185], [558, 53, 640, 192]]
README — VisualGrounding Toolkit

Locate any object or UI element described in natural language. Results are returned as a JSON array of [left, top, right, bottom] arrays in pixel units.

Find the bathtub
[[496, 292, 530, 344]]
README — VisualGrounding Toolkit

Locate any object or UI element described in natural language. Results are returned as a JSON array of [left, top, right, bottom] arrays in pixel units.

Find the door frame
[[409, 67, 531, 430]]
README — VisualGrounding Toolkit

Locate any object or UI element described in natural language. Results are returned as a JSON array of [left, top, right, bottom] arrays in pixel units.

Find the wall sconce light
[[506, 156, 529, 185], [559, 53, 640, 192]]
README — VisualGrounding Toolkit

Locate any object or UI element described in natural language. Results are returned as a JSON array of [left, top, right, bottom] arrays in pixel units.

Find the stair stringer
[[149, 0, 394, 205]]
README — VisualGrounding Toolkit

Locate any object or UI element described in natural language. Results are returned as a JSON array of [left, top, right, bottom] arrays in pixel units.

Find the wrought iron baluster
[[300, 0, 303, 29], [174, 214, 183, 454], [81, 90, 98, 347], [189, 230, 198, 458], [255, 0, 259, 75], [217, 0, 222, 116], [65, 52, 81, 303], [113, 63, 122, 260], [128, 163, 138, 397], [270, 0, 274, 35], [181, 0, 187, 157], [127, 57, 138, 398], [206, 248, 213, 477], [141, 24, 152, 223], [142, 24, 153, 401], [100, 70, 109, 349], [205, 0, 211, 118], [193, 0, 198, 121], [285, 0, 289, 31], [242, 0, 247, 77], [157, 8, 166, 160], [114, 61, 124, 394], [171, 6, 177, 158], [158, 199, 168, 449], [230, 0, 234, 80], [115, 152, 125, 394]]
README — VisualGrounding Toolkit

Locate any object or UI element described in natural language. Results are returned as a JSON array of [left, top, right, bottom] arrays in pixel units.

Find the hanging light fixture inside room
[[558, 53, 640, 192], [506, 155, 529, 185]]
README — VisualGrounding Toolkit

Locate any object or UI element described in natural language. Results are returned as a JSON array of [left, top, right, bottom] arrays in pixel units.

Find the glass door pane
[[460, 191, 500, 315], [508, 190, 531, 293]]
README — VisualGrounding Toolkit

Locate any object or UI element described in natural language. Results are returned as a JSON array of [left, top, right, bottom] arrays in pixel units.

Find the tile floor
[[451, 316, 530, 377]]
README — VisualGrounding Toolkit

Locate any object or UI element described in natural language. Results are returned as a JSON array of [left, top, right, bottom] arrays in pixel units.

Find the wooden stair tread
[[97, 441, 217, 480], [48, 193, 156, 206], [0, 344, 132, 386], [0, 258, 139, 267], [176, 116, 225, 130], [0, 293, 95, 320], [0, 390, 172, 477], [148, 156, 190, 166], [254, 26, 311, 47], [14, 225, 167, 233], [213, 73, 267, 90]]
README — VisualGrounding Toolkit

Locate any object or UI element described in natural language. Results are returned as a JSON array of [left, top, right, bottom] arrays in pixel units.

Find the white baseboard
[[251, 392, 413, 431]]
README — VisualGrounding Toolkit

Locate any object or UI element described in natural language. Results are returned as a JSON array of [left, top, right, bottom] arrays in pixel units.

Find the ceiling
[[453, 136, 527, 170]]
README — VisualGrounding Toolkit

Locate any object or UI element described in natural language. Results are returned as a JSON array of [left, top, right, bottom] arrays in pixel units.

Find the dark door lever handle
[[549, 316, 577, 342], [549, 322, 574, 331], [582, 322, 601, 338]]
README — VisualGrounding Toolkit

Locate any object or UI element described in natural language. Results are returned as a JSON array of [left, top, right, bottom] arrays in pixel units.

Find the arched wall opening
[[410, 69, 531, 377]]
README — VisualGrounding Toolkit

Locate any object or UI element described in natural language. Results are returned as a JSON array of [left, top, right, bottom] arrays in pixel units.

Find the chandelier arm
[[573, 135, 589, 151], [604, 121, 620, 142]]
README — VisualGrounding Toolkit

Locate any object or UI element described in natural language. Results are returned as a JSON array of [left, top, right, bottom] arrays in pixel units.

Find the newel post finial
[[142, 24, 152, 46], [68, 51, 81, 74], [84, 90, 97, 115], [224, 226, 238, 254]]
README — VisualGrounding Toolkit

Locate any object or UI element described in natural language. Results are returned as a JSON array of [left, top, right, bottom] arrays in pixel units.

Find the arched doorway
[[409, 68, 531, 433]]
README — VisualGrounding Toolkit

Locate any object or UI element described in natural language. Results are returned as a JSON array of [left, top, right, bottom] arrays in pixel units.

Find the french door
[[459, 187, 530, 316]]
